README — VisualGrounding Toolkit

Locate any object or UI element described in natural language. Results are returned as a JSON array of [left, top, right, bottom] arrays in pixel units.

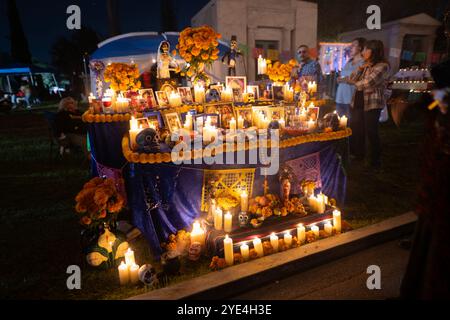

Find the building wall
[[192, 0, 318, 82]]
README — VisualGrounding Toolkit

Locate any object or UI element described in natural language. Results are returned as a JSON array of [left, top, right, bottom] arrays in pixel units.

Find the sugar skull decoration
[[206, 88, 221, 103], [136, 128, 161, 153], [279, 165, 296, 203], [188, 242, 202, 262], [138, 264, 157, 286], [238, 211, 249, 228], [320, 113, 340, 132]]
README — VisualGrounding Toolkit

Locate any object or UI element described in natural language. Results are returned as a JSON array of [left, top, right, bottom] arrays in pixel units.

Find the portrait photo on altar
[[4, 0, 450, 305]]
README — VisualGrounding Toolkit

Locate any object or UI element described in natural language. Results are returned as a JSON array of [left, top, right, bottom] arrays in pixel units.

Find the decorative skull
[[206, 89, 221, 103], [238, 212, 249, 227], [138, 264, 157, 286], [136, 128, 160, 153], [188, 242, 202, 262], [320, 113, 340, 132]]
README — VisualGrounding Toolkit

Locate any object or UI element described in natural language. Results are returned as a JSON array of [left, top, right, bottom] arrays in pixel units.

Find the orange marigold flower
[[80, 216, 92, 226]]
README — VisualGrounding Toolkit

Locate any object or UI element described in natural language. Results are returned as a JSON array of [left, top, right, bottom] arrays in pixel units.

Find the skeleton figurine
[[157, 41, 178, 79], [221, 35, 242, 76], [136, 128, 161, 153]]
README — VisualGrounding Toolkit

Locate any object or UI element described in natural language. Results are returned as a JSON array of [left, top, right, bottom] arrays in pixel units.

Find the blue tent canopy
[[91, 32, 230, 60], [0, 63, 54, 75]]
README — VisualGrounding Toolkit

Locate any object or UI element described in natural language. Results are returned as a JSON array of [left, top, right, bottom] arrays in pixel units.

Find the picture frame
[[143, 111, 164, 131], [210, 84, 224, 93], [307, 106, 320, 121], [232, 87, 244, 103], [247, 85, 260, 100], [136, 117, 152, 129], [203, 103, 219, 115], [226, 76, 247, 94], [180, 109, 197, 124], [267, 106, 286, 122], [156, 91, 170, 108], [252, 106, 269, 126], [271, 85, 284, 101], [233, 106, 253, 129], [194, 114, 221, 131], [177, 87, 194, 104], [215, 103, 235, 129], [163, 112, 182, 133], [139, 89, 157, 109], [160, 83, 176, 97]]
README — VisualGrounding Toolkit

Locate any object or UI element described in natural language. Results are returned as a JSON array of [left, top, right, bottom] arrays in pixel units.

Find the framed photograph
[[136, 117, 152, 129], [194, 114, 220, 131], [204, 103, 219, 115], [163, 112, 182, 133], [177, 87, 194, 104], [210, 84, 224, 93], [226, 76, 247, 94], [180, 109, 197, 123], [139, 89, 157, 108], [247, 85, 260, 100], [160, 83, 176, 97], [232, 87, 244, 103], [268, 107, 286, 122], [252, 106, 269, 126], [143, 111, 164, 131], [234, 106, 253, 129], [307, 106, 320, 121], [271, 85, 284, 101], [216, 103, 235, 129], [156, 91, 170, 107]]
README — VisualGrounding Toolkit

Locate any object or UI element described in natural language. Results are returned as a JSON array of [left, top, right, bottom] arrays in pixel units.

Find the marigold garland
[[266, 59, 297, 83], [104, 63, 142, 92]]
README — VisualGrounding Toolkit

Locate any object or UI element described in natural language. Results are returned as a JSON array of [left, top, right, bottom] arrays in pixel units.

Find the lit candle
[[221, 87, 233, 102], [308, 119, 316, 132], [224, 235, 234, 266], [278, 119, 285, 129], [118, 261, 130, 286], [257, 55, 267, 75], [116, 96, 130, 113], [224, 212, 233, 233], [284, 232, 293, 248], [241, 190, 249, 212], [125, 248, 135, 266], [194, 84, 206, 103], [129, 263, 140, 284], [129, 116, 140, 151], [324, 222, 333, 236], [88, 92, 96, 103], [240, 243, 250, 262], [333, 210, 342, 234], [229, 117, 237, 133], [190, 221, 206, 248], [237, 116, 244, 130], [339, 115, 348, 128], [253, 238, 264, 258], [311, 225, 320, 239], [169, 91, 182, 107], [270, 233, 279, 253], [214, 208, 223, 231], [308, 195, 318, 213], [297, 224, 306, 244]]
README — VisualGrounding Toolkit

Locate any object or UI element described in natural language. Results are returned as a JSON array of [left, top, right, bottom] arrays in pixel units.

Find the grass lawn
[[0, 108, 425, 300]]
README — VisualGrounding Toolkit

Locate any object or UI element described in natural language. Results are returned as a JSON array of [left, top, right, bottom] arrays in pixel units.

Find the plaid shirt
[[350, 62, 390, 111]]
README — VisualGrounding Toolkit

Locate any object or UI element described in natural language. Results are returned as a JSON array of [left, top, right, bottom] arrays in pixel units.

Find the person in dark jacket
[[55, 97, 87, 155]]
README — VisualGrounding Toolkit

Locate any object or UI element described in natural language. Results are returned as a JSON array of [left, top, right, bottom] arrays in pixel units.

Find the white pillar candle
[[229, 117, 237, 133], [297, 224, 306, 244], [258, 55, 267, 75], [194, 84, 206, 103], [125, 248, 135, 266], [333, 210, 342, 234], [278, 119, 285, 129], [214, 208, 223, 231], [224, 212, 233, 233], [237, 116, 244, 130], [253, 238, 264, 258], [129, 264, 140, 284], [339, 116, 348, 128], [241, 191, 249, 212], [284, 232, 293, 248], [308, 119, 316, 132], [88, 92, 96, 103], [324, 222, 333, 236], [311, 225, 320, 239], [190, 221, 206, 247], [221, 88, 232, 102], [270, 233, 279, 253], [169, 91, 182, 107], [308, 195, 317, 213], [129, 116, 140, 151], [118, 261, 130, 286], [224, 235, 234, 266], [240, 243, 250, 262]]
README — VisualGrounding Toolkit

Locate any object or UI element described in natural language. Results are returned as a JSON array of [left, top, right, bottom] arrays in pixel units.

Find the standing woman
[[345, 40, 390, 170], [335, 38, 366, 118]]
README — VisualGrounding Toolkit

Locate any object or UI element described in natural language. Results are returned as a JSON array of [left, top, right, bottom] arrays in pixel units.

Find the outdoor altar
[[79, 25, 352, 286]]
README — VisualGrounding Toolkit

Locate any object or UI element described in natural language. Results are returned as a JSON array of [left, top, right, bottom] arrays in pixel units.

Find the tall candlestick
[[253, 238, 264, 258], [270, 233, 279, 253], [284, 232, 293, 248], [224, 212, 233, 233], [241, 190, 249, 212], [118, 261, 130, 286], [224, 235, 234, 266], [297, 224, 306, 244], [214, 208, 223, 231], [240, 243, 250, 262], [333, 210, 342, 234], [258, 55, 267, 75], [129, 264, 140, 284], [125, 248, 136, 266], [194, 84, 206, 104]]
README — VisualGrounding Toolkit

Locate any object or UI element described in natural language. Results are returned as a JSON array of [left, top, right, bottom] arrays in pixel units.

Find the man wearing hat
[[222, 35, 242, 76]]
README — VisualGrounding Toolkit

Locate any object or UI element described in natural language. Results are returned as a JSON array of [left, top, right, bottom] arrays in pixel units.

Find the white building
[[339, 13, 442, 73], [191, 0, 318, 82]]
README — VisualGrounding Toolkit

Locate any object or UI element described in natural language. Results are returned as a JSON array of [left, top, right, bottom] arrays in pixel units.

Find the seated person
[[55, 97, 87, 155]]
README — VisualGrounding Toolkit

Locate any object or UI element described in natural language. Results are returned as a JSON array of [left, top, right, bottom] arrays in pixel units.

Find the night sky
[[0, 0, 210, 64], [0, 0, 448, 64]]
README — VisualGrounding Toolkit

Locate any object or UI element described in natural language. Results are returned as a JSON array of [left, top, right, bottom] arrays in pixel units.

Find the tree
[[106, 0, 121, 37], [161, 0, 177, 32], [7, 0, 32, 64]]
